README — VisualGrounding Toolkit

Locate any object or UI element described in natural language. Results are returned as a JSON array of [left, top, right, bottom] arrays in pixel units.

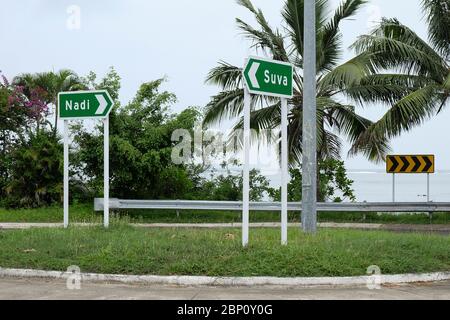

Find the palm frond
[[363, 84, 443, 140], [227, 103, 281, 151], [318, 53, 374, 93], [236, 0, 290, 61], [343, 74, 432, 106], [422, 0, 450, 58], [282, 0, 328, 67], [319, 0, 368, 72], [348, 128, 392, 163], [352, 18, 447, 80], [203, 89, 244, 128], [205, 61, 243, 90], [236, 0, 257, 13]]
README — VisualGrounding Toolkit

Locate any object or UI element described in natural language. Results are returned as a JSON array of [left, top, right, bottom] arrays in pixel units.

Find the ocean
[[347, 171, 450, 202], [208, 167, 450, 202], [264, 170, 450, 202]]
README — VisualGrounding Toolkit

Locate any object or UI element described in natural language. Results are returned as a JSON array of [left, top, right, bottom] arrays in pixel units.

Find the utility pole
[[302, 0, 317, 233]]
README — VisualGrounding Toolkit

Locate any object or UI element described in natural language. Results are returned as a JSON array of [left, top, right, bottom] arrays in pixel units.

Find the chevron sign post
[[59, 90, 114, 229], [386, 155, 435, 202]]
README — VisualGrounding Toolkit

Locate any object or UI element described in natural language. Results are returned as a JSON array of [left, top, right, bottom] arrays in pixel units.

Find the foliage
[[194, 168, 272, 201], [204, 0, 396, 164], [269, 159, 355, 202], [351, 0, 449, 142], [0, 73, 50, 203], [3, 130, 63, 208], [13, 69, 84, 134], [318, 159, 356, 202], [82, 67, 121, 101], [72, 76, 202, 200]]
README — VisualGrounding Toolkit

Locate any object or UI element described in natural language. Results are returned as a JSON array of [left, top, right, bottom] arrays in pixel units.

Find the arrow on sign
[[248, 62, 261, 89], [95, 94, 108, 115], [423, 156, 433, 172], [412, 157, 421, 172], [388, 156, 400, 172], [400, 156, 409, 172]]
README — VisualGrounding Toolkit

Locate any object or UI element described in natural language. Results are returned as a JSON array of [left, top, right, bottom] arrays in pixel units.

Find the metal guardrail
[[94, 198, 450, 213]]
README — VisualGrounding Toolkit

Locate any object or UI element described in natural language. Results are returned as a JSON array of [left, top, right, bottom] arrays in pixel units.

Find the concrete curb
[[1, 267, 450, 288]]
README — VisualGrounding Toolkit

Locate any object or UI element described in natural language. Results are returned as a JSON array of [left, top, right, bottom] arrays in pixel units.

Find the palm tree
[[13, 70, 84, 135], [350, 0, 449, 143], [204, 0, 400, 166]]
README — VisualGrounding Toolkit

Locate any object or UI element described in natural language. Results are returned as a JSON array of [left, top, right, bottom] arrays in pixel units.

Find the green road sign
[[59, 90, 113, 119], [243, 56, 293, 98]]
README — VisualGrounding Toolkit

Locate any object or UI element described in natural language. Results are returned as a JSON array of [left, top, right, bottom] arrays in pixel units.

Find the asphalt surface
[[0, 277, 449, 300]]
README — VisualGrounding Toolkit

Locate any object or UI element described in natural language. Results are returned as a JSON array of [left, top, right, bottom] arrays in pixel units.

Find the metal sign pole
[[63, 120, 69, 228], [392, 173, 396, 202], [302, 0, 317, 233], [281, 98, 288, 245], [427, 173, 430, 202], [104, 116, 110, 228], [242, 85, 251, 247]]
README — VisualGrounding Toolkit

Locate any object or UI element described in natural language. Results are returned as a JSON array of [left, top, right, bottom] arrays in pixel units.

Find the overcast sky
[[1, 0, 448, 170]]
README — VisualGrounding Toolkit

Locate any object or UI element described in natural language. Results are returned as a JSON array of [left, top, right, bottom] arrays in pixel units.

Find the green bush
[[268, 159, 356, 203], [4, 131, 63, 208]]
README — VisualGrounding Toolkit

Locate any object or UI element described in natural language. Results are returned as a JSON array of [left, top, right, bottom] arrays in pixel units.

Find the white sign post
[[103, 117, 109, 228], [281, 98, 288, 245], [243, 57, 293, 246], [243, 85, 251, 247], [64, 120, 69, 228], [59, 90, 113, 228]]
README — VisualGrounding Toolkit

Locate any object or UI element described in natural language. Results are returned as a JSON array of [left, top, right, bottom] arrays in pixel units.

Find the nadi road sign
[[243, 56, 293, 98], [386, 155, 435, 174], [59, 90, 113, 119]]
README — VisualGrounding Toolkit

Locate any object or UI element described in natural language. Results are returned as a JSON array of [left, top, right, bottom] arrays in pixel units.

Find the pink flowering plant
[[1, 72, 49, 133]]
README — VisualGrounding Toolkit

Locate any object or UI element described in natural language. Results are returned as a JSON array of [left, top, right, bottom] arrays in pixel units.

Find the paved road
[[0, 277, 449, 300]]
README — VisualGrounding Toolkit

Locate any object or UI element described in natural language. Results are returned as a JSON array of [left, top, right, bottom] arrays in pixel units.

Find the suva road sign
[[243, 56, 293, 98], [386, 155, 435, 174], [59, 90, 113, 119]]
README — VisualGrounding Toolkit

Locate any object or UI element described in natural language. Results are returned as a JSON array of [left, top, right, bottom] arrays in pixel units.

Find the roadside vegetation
[[0, 225, 449, 277], [1, 204, 449, 225]]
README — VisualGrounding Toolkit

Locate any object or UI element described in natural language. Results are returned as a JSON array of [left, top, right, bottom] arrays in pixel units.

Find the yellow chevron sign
[[386, 155, 435, 174]]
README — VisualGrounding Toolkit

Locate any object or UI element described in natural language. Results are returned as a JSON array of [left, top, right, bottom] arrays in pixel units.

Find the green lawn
[[0, 204, 98, 223], [0, 224, 449, 277], [0, 203, 449, 224]]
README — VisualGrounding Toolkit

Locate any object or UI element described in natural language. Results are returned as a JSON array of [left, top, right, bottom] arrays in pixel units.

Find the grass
[[0, 203, 449, 224], [0, 204, 98, 223], [0, 224, 449, 277]]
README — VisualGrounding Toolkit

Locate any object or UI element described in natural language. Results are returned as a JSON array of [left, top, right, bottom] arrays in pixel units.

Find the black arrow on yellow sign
[[386, 155, 434, 174]]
